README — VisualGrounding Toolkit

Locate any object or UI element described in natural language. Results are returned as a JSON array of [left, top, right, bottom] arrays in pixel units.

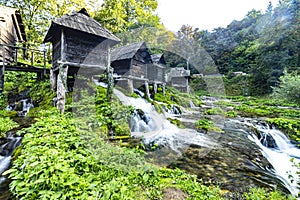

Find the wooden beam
[[61, 30, 66, 62], [11, 13, 23, 42], [56, 61, 106, 70]]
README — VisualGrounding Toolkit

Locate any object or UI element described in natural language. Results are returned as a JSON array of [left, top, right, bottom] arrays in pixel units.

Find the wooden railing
[[0, 43, 47, 69]]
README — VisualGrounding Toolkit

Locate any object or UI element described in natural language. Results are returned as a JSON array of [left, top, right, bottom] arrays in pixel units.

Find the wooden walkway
[[0, 43, 49, 92]]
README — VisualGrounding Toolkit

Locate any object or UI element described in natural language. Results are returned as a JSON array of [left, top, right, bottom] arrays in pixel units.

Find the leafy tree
[[2, 0, 86, 45], [94, 0, 160, 34], [272, 71, 300, 104]]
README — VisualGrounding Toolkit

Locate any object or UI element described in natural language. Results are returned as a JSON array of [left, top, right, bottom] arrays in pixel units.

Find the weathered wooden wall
[[52, 38, 61, 69], [147, 64, 165, 82], [0, 8, 18, 63], [65, 30, 107, 66], [131, 60, 146, 78], [171, 77, 188, 86]]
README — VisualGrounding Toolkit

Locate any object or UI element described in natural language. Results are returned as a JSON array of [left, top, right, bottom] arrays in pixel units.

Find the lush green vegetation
[[0, 114, 18, 138], [1, 0, 299, 198], [153, 87, 203, 109], [195, 118, 223, 133], [272, 72, 300, 105], [5, 109, 225, 200]]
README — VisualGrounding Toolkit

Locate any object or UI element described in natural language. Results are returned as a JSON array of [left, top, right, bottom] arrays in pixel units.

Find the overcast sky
[[156, 0, 279, 32]]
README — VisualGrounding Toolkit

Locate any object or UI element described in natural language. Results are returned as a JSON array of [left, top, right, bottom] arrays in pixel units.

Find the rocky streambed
[[127, 95, 299, 196]]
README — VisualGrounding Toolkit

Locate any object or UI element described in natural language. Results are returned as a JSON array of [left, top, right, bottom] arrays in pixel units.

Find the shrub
[[0, 117, 18, 138], [272, 72, 300, 104]]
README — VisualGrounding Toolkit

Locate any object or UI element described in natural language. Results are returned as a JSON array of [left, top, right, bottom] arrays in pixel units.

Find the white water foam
[[248, 125, 300, 196]]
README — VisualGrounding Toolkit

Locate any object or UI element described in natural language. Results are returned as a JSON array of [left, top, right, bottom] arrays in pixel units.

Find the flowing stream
[[0, 134, 22, 199], [0, 117, 35, 200], [249, 124, 300, 196], [114, 90, 300, 196]]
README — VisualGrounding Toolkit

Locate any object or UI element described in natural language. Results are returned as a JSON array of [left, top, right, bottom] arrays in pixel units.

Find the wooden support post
[[56, 64, 68, 113], [127, 79, 133, 94], [153, 82, 158, 94], [31, 51, 34, 66], [42, 50, 46, 80], [106, 44, 113, 101], [162, 83, 166, 96], [50, 69, 57, 91], [145, 81, 150, 99]]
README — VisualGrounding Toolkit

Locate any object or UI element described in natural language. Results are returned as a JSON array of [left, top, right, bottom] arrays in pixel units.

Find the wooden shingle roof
[[111, 41, 148, 62], [43, 8, 120, 44], [151, 54, 166, 65]]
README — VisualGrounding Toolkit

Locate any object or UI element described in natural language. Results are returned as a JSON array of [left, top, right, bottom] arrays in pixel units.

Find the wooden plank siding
[[0, 6, 26, 64], [147, 64, 165, 82], [65, 31, 107, 66], [131, 59, 146, 78]]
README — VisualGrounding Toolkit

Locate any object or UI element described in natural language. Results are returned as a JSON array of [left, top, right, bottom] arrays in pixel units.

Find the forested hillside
[[195, 0, 299, 95]]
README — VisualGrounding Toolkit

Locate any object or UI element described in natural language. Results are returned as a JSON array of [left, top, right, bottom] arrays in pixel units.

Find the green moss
[[167, 118, 185, 128], [195, 119, 223, 133], [7, 112, 225, 200], [205, 107, 224, 115], [225, 111, 238, 118]]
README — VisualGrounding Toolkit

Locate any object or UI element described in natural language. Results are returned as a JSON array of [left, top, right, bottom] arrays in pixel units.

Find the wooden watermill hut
[[166, 67, 190, 93], [111, 41, 151, 97], [43, 8, 120, 112], [149, 53, 166, 94], [0, 5, 26, 92], [111, 42, 165, 97]]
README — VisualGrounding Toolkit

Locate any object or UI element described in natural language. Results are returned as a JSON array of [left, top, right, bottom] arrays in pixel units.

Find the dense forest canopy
[[199, 0, 300, 95], [162, 0, 299, 95]]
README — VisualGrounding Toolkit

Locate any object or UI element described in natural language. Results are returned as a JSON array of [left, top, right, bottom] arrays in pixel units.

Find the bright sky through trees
[[156, 0, 279, 31]]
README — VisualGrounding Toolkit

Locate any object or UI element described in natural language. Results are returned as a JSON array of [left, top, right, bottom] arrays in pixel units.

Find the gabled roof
[[151, 54, 166, 65], [0, 5, 26, 42], [111, 41, 148, 62], [43, 8, 120, 44]]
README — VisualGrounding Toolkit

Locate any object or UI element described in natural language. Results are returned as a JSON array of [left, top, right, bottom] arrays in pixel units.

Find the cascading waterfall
[[114, 90, 299, 195], [6, 98, 34, 116], [114, 89, 217, 163], [0, 136, 22, 198], [248, 124, 300, 196]]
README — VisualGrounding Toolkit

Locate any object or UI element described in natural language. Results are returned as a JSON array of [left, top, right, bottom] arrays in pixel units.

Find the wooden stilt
[[153, 82, 157, 94], [56, 64, 68, 113], [162, 83, 166, 96], [127, 79, 133, 94], [50, 69, 57, 91], [145, 81, 150, 99], [0, 67, 4, 93]]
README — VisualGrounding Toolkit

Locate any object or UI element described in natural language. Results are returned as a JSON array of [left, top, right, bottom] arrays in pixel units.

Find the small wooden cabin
[[148, 54, 165, 83], [0, 5, 26, 63], [166, 67, 190, 93], [111, 41, 151, 79], [44, 8, 120, 74], [43, 8, 120, 112], [111, 42, 166, 96]]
